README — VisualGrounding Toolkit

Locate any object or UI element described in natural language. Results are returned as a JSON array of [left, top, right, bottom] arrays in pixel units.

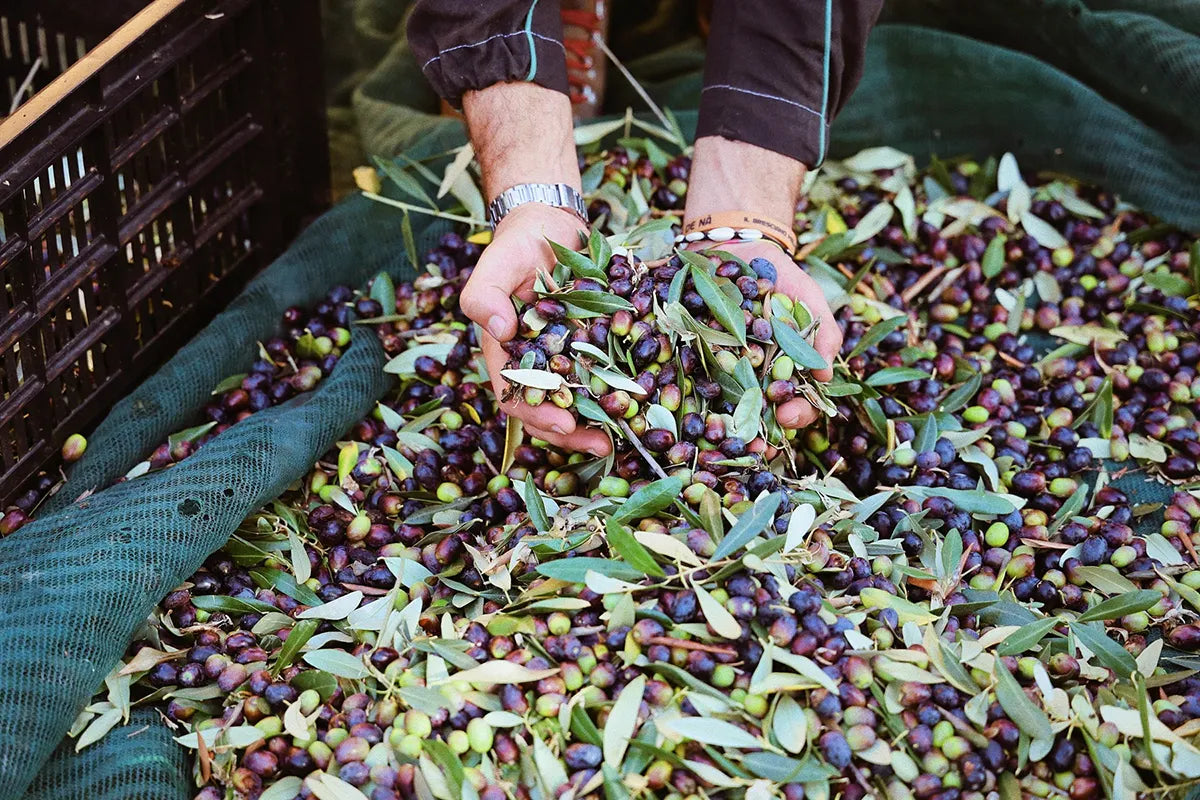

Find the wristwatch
[[487, 183, 588, 228]]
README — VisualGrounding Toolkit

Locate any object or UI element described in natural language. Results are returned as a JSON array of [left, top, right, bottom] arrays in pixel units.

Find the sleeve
[[696, 0, 884, 167], [407, 0, 570, 108]]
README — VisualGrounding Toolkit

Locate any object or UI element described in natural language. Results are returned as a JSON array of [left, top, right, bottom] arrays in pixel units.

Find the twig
[[592, 35, 674, 138], [362, 192, 488, 227], [9, 58, 42, 116], [646, 636, 737, 657], [617, 419, 670, 480], [900, 264, 949, 305]]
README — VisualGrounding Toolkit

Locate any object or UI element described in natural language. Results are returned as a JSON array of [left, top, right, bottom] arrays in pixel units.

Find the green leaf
[[686, 256, 747, 345], [996, 617, 1060, 656], [711, 492, 784, 560], [191, 595, 277, 615], [982, 235, 1007, 278], [249, 567, 323, 607], [523, 479, 550, 533], [589, 227, 613, 271], [273, 619, 318, 676], [374, 156, 435, 206], [535, 558, 645, 584], [1190, 240, 1200, 293], [570, 704, 603, 747], [1142, 269, 1192, 297], [902, 486, 1020, 515], [860, 587, 937, 624], [558, 290, 635, 316], [604, 674, 645, 767], [400, 211, 417, 271], [772, 319, 827, 370], [1076, 590, 1161, 623], [548, 240, 606, 282], [863, 398, 888, 441], [370, 272, 395, 311], [940, 373, 981, 413], [1069, 621, 1137, 677], [914, 414, 939, 454], [606, 519, 666, 578], [865, 367, 930, 387], [168, 421, 216, 450], [302, 649, 368, 680], [993, 657, 1054, 742], [612, 477, 684, 524], [741, 752, 836, 783], [210, 374, 247, 395], [1071, 566, 1137, 595], [810, 231, 852, 261], [849, 315, 907, 359], [291, 670, 338, 700], [658, 717, 761, 749]]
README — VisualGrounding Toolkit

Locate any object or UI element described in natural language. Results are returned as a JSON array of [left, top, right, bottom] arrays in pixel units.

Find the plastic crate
[[0, 0, 330, 507]]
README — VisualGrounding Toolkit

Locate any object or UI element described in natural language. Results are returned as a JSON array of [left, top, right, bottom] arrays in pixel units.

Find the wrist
[[683, 136, 806, 225], [462, 82, 582, 201]]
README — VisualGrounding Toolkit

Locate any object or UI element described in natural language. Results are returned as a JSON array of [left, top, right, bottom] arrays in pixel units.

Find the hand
[[459, 203, 613, 456], [690, 239, 842, 429]]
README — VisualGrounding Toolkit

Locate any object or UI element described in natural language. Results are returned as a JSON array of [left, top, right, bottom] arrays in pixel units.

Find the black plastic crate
[[0, 0, 330, 506]]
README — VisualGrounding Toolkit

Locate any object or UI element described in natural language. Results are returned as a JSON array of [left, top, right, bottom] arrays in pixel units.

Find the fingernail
[[551, 424, 568, 435], [486, 315, 506, 340]]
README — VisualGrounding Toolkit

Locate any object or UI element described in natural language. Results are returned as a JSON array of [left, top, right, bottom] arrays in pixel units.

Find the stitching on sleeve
[[420, 30, 564, 72], [701, 85, 823, 118]]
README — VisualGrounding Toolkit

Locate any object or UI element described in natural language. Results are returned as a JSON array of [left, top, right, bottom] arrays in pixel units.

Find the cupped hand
[[459, 203, 612, 456], [688, 239, 842, 430]]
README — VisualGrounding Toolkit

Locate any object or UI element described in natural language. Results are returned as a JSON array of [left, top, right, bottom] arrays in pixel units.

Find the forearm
[[684, 136, 806, 225], [463, 82, 582, 201]]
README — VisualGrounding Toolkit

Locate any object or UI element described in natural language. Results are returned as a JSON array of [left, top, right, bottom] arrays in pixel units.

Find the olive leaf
[[864, 366, 930, 387], [772, 319, 827, 370], [1070, 620, 1137, 678], [849, 315, 907, 359], [995, 617, 1060, 656], [605, 519, 666, 578], [535, 558, 645, 583], [548, 240, 606, 282], [993, 657, 1054, 743], [982, 235, 1006, 278], [711, 492, 784, 560], [302, 650, 368, 680], [686, 257, 748, 346], [523, 479, 550, 532], [1076, 590, 1161, 623], [604, 674, 646, 768]]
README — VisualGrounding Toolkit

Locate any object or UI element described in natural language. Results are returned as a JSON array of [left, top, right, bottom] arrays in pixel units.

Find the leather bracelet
[[676, 211, 798, 256]]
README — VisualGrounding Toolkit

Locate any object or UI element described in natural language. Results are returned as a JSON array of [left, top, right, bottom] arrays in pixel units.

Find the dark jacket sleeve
[[697, 0, 883, 166], [407, 0, 569, 108]]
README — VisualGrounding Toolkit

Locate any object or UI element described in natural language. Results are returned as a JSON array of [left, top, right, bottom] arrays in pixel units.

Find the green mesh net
[[1, 0, 1197, 796], [22, 709, 191, 800]]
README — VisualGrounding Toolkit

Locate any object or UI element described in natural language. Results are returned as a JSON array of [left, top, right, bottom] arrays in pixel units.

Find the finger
[[460, 253, 524, 341], [776, 397, 821, 429], [525, 423, 613, 457]]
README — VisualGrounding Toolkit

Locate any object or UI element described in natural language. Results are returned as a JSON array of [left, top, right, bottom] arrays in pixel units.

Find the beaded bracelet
[[674, 211, 798, 256]]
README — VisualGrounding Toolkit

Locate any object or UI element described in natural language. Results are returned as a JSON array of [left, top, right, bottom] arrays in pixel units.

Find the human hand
[[690, 239, 842, 429], [459, 203, 613, 456]]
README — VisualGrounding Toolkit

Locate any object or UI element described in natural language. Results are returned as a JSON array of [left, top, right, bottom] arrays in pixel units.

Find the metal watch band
[[486, 183, 588, 228]]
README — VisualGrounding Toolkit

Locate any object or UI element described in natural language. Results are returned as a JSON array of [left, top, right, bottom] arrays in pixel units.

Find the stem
[[617, 419, 670, 480]]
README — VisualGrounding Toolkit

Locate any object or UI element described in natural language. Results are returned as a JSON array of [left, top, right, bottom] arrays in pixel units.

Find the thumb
[[460, 253, 523, 342]]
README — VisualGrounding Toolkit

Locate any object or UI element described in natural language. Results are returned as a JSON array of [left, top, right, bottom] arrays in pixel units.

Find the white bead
[[684, 231, 706, 242], [707, 226, 735, 242], [735, 228, 764, 240]]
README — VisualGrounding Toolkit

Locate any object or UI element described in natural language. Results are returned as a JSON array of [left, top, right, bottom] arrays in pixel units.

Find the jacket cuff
[[696, 85, 830, 168]]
